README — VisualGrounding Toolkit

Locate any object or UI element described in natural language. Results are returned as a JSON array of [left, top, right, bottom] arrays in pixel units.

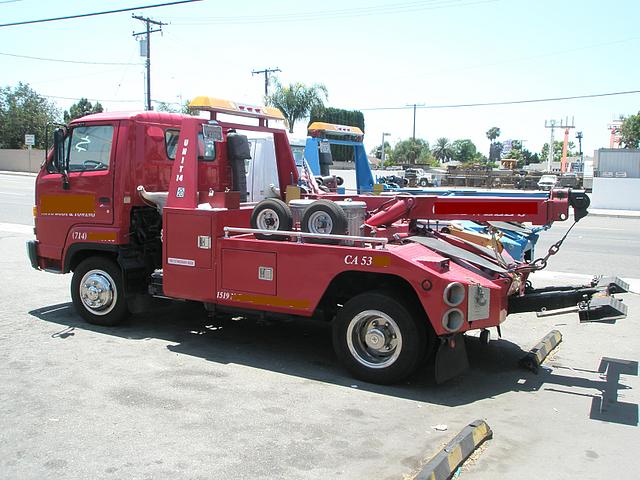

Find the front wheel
[[71, 256, 129, 326], [332, 291, 426, 384]]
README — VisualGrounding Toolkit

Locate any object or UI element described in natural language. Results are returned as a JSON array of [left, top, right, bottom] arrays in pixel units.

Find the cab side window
[[165, 129, 180, 160], [165, 129, 216, 162], [68, 125, 114, 172]]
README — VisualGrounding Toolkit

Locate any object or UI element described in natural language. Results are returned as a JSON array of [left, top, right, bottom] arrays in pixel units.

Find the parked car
[[537, 174, 558, 191], [405, 168, 433, 187]]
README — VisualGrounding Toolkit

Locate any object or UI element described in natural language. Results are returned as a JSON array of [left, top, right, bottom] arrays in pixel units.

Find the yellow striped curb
[[414, 420, 492, 480], [519, 329, 563, 373]]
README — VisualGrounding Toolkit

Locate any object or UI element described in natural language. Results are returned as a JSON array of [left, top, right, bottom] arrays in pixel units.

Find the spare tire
[[301, 200, 347, 244], [250, 198, 293, 241]]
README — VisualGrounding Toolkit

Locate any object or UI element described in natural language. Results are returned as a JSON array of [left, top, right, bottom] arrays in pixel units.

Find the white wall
[[0, 149, 44, 173], [591, 178, 640, 210]]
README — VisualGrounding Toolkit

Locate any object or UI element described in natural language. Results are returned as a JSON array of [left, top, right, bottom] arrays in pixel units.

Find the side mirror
[[53, 128, 70, 189]]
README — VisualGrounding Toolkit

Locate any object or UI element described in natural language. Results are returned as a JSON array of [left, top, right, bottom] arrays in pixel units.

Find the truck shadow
[[29, 302, 637, 425]]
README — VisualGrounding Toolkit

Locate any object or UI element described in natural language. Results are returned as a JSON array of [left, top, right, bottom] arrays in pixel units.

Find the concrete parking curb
[[414, 420, 492, 480], [588, 210, 640, 219], [519, 329, 562, 373], [0, 170, 37, 177]]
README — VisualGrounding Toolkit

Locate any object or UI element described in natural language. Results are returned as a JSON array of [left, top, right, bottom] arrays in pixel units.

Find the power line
[[42, 93, 182, 105], [0, 51, 138, 65], [358, 90, 640, 111], [0, 0, 201, 28], [170, 0, 498, 25], [42, 94, 140, 103]]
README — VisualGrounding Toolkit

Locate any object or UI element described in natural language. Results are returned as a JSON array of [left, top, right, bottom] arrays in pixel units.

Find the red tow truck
[[27, 96, 629, 384]]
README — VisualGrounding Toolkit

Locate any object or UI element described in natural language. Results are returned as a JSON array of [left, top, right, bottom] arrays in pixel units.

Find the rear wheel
[[71, 256, 129, 326], [332, 291, 426, 384]]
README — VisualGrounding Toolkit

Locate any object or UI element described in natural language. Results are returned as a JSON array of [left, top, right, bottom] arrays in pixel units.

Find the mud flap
[[434, 333, 469, 384]]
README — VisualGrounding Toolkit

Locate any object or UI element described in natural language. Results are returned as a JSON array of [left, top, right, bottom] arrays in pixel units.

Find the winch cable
[[522, 221, 579, 273]]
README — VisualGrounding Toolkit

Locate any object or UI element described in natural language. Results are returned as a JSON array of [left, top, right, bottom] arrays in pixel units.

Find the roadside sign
[[25, 134, 35, 146]]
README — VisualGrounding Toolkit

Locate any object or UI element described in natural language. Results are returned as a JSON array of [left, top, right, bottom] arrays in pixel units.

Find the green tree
[[155, 100, 195, 115], [370, 141, 391, 160], [63, 98, 103, 123], [431, 137, 454, 163], [486, 127, 502, 162], [389, 138, 435, 165], [504, 140, 540, 168], [485, 126, 501, 142], [309, 106, 364, 161], [266, 80, 328, 133], [0, 82, 60, 149], [540, 140, 577, 163], [451, 139, 478, 163], [308, 106, 364, 132], [620, 111, 640, 148]]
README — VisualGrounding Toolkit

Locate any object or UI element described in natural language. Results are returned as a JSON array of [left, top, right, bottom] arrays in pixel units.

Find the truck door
[[36, 123, 117, 261]]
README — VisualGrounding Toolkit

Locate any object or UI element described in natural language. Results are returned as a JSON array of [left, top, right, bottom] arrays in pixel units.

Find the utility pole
[[544, 120, 556, 172], [545, 117, 575, 172], [252, 67, 281, 97], [406, 103, 425, 140], [133, 14, 166, 111]]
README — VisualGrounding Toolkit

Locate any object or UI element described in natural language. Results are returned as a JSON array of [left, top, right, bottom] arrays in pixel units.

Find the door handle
[[98, 197, 111, 204]]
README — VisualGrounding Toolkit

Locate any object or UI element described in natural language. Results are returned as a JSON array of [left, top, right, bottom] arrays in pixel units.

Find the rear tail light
[[443, 282, 465, 306], [442, 308, 465, 332]]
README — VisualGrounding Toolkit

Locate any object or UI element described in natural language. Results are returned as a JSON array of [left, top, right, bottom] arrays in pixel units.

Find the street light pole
[[381, 132, 390, 164], [576, 131, 584, 172]]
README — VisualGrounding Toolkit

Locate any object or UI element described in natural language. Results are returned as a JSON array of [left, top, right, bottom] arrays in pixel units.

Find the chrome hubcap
[[308, 211, 333, 234], [79, 270, 116, 315], [346, 310, 402, 369], [256, 209, 280, 230]]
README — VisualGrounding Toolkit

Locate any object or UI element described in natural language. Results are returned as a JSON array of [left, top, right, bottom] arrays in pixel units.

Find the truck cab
[[28, 98, 297, 312]]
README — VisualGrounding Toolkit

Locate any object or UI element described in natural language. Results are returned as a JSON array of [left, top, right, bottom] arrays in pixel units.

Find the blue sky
[[1, 0, 638, 156]]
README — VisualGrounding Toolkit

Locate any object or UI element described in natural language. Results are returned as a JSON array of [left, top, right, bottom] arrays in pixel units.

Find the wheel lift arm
[[365, 189, 590, 228]]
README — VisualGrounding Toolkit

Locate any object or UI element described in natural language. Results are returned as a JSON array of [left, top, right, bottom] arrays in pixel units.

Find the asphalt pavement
[[1, 172, 638, 479]]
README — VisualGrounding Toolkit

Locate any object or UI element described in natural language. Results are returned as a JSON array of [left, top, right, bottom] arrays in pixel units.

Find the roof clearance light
[[307, 121, 364, 138], [189, 96, 284, 121]]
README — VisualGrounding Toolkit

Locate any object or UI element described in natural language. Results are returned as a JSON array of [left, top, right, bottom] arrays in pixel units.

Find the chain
[[489, 227, 509, 269], [529, 221, 578, 271]]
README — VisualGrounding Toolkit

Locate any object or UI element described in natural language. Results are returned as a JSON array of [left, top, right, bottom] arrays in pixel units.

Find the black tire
[[336, 176, 344, 186], [419, 178, 429, 187], [250, 198, 293, 241], [332, 290, 426, 384], [301, 200, 347, 244], [71, 256, 129, 326]]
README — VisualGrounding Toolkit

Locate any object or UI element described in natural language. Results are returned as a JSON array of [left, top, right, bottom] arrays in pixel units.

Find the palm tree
[[266, 81, 328, 133], [486, 127, 501, 142], [432, 137, 453, 163]]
